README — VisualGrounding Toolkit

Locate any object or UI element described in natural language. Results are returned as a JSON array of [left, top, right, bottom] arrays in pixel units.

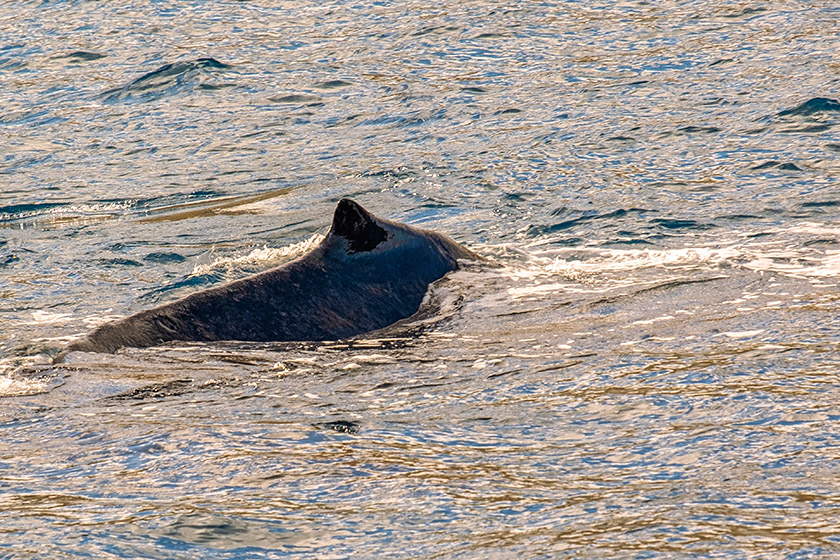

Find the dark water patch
[[636, 276, 727, 296], [324, 114, 362, 128], [743, 125, 770, 135], [676, 126, 721, 135], [108, 242, 133, 252], [0, 108, 54, 126], [501, 192, 532, 203], [486, 367, 525, 379], [722, 7, 767, 18], [651, 218, 714, 230], [825, 143, 840, 153], [403, 108, 446, 127], [359, 114, 407, 127], [606, 135, 636, 142], [804, 238, 839, 247], [718, 213, 762, 221], [59, 51, 106, 62], [698, 97, 729, 106], [412, 25, 460, 37], [123, 145, 159, 156], [611, 238, 654, 246], [197, 83, 235, 91], [0, 254, 20, 267], [779, 124, 833, 134], [751, 161, 802, 171], [102, 57, 233, 102], [522, 208, 645, 237], [312, 79, 352, 90], [111, 379, 194, 401], [316, 420, 361, 434], [144, 252, 187, 264], [777, 97, 840, 117], [709, 58, 734, 67], [0, 58, 25, 71], [268, 93, 322, 104], [801, 200, 840, 209], [98, 258, 143, 268]]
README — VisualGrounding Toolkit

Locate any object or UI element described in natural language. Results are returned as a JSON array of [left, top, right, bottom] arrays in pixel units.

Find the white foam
[[507, 282, 576, 299], [504, 220, 840, 285], [0, 357, 57, 397], [23, 311, 74, 325], [742, 249, 840, 278], [191, 233, 325, 276], [527, 246, 743, 275], [0, 201, 134, 223], [718, 330, 765, 339], [630, 315, 675, 326]]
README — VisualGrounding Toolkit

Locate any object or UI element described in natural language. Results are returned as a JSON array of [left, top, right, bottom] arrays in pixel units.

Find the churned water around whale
[[2, 1, 840, 558]]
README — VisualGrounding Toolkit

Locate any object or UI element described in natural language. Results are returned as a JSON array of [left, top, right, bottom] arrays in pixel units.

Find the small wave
[[751, 161, 802, 172], [312, 80, 352, 90], [0, 357, 62, 398], [268, 93, 322, 104], [518, 208, 647, 238], [742, 249, 840, 278], [59, 51, 106, 62], [0, 200, 134, 225], [22, 311, 74, 326], [777, 97, 840, 118], [513, 222, 840, 286], [102, 57, 233, 102], [520, 246, 742, 280], [191, 234, 325, 276]]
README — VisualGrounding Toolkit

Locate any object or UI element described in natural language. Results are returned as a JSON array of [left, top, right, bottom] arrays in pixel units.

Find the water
[[2, 1, 840, 557]]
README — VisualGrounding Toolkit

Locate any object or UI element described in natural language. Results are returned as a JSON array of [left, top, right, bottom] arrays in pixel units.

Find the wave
[[0, 200, 134, 225], [190, 234, 325, 276], [503, 221, 840, 299], [0, 357, 63, 398], [102, 57, 234, 102], [777, 97, 840, 118]]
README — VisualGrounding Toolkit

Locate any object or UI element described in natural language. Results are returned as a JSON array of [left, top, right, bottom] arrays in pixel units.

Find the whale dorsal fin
[[330, 199, 389, 253]]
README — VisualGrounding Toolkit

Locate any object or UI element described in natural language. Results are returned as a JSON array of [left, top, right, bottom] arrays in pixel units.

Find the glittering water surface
[[3, 1, 840, 558]]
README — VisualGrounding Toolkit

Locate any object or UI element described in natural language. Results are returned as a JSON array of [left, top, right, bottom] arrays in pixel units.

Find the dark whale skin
[[59, 199, 478, 356]]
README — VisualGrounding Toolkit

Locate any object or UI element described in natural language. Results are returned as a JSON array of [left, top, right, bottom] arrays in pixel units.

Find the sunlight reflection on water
[[2, 0, 840, 558]]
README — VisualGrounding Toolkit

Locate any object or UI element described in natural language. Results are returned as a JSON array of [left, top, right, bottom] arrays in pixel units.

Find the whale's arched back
[[58, 199, 479, 358]]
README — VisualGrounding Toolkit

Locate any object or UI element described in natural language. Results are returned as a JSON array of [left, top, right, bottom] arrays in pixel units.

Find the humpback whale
[[60, 199, 479, 356]]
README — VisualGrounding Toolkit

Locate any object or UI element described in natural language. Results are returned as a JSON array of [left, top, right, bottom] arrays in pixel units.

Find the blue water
[[2, 1, 840, 558]]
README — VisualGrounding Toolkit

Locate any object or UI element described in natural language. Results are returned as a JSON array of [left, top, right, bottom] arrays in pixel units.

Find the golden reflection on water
[[138, 187, 295, 223], [2, 0, 840, 557]]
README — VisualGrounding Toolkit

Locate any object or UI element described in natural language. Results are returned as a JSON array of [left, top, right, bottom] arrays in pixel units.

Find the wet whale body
[[61, 199, 479, 356]]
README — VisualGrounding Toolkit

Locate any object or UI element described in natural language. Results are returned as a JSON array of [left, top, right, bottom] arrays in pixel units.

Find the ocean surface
[[2, 1, 840, 558]]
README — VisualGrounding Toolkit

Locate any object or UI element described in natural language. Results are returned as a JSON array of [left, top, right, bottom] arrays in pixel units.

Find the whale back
[[61, 199, 478, 355]]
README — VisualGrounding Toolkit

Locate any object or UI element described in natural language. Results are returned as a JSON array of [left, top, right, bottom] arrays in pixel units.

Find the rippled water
[[3, 1, 840, 558]]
